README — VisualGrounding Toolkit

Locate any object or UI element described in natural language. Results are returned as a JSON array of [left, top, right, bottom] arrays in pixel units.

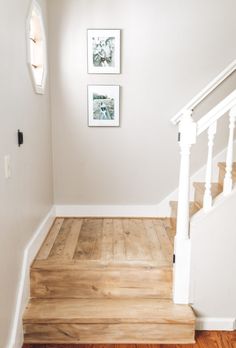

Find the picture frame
[[88, 85, 120, 127], [87, 29, 121, 74]]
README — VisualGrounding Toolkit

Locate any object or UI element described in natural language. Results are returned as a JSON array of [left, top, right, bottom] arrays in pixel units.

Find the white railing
[[173, 62, 236, 304], [171, 59, 236, 126]]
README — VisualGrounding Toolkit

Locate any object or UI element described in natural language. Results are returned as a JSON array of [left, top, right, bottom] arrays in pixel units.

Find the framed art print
[[88, 85, 120, 127], [87, 29, 121, 74]]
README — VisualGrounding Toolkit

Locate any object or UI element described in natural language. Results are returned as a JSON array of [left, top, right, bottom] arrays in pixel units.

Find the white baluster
[[173, 110, 196, 304], [223, 106, 236, 195], [203, 121, 217, 211]]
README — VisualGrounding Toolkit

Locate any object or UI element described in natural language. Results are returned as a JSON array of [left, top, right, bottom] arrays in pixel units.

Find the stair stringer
[[189, 185, 236, 328]]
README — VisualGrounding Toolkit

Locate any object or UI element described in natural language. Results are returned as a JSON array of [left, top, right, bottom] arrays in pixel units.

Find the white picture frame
[[88, 85, 120, 127], [87, 29, 121, 74]]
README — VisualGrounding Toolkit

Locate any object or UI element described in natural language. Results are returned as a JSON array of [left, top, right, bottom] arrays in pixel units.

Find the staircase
[[23, 218, 195, 344], [170, 162, 236, 227], [23, 61, 236, 344]]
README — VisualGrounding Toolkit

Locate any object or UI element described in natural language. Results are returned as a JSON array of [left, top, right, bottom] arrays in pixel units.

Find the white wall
[[0, 0, 53, 346], [48, 0, 236, 206], [191, 189, 236, 325]]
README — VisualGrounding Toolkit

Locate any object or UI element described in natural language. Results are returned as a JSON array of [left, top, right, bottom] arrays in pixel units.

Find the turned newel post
[[173, 109, 196, 304], [223, 105, 236, 195], [176, 110, 197, 240]]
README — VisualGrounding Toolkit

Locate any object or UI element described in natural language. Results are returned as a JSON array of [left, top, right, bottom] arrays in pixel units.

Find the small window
[[26, 1, 47, 94]]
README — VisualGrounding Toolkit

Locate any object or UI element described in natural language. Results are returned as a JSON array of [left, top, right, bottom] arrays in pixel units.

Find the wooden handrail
[[171, 59, 236, 125]]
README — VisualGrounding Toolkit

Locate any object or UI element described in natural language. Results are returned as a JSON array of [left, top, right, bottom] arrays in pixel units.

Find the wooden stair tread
[[193, 182, 222, 198], [23, 298, 195, 325], [170, 201, 200, 217], [218, 162, 236, 172]]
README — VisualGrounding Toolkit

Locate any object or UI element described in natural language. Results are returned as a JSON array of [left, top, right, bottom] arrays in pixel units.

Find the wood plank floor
[[22, 330, 236, 347], [33, 218, 174, 269]]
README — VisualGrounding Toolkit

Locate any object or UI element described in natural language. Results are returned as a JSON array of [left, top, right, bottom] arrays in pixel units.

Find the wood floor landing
[[23, 218, 196, 344], [33, 218, 175, 269]]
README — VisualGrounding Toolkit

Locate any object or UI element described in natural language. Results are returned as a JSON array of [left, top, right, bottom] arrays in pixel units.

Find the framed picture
[[88, 85, 120, 127], [87, 29, 121, 74]]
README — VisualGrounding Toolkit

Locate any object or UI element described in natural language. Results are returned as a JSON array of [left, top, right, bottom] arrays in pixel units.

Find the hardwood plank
[[101, 219, 113, 262], [123, 219, 151, 261], [48, 219, 74, 258], [30, 268, 172, 299], [32, 257, 171, 270], [143, 219, 161, 261], [113, 219, 125, 261], [61, 219, 83, 260], [24, 298, 195, 324], [24, 323, 195, 344], [36, 218, 64, 260], [74, 219, 103, 260], [152, 220, 173, 263]]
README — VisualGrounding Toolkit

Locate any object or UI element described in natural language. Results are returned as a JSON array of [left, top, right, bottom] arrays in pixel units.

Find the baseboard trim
[[7, 207, 56, 348], [196, 317, 236, 331], [55, 204, 163, 217]]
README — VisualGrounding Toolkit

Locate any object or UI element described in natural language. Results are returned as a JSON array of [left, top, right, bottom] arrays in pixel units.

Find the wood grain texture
[[23, 323, 195, 344], [24, 299, 194, 324], [22, 330, 236, 347], [36, 218, 64, 260], [24, 218, 195, 345], [30, 218, 173, 299], [32, 218, 173, 268], [30, 268, 172, 299]]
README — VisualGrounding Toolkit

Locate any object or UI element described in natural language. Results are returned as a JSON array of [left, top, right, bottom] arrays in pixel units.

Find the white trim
[[197, 90, 236, 136], [171, 59, 236, 125], [196, 317, 236, 331], [55, 204, 160, 217], [6, 207, 55, 348]]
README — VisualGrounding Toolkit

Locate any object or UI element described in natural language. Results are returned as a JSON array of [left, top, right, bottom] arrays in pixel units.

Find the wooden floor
[[33, 218, 175, 268], [24, 218, 196, 344], [22, 330, 236, 347]]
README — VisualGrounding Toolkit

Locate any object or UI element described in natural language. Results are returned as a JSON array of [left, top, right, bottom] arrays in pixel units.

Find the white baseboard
[[55, 204, 162, 217], [7, 207, 56, 348], [196, 317, 236, 331]]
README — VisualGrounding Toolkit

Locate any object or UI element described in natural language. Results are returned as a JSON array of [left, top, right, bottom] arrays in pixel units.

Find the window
[[26, 0, 47, 94]]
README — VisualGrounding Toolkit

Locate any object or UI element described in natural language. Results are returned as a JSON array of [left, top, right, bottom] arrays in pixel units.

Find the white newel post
[[223, 105, 236, 195], [173, 110, 196, 304], [203, 122, 217, 211]]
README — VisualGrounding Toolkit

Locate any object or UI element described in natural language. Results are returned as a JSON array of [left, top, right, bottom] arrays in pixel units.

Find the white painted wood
[[55, 204, 160, 217], [171, 60, 236, 125], [173, 111, 196, 304], [6, 207, 55, 348], [173, 238, 191, 304], [197, 90, 236, 136], [203, 122, 217, 212], [175, 111, 197, 241], [195, 317, 236, 331], [223, 106, 236, 195]]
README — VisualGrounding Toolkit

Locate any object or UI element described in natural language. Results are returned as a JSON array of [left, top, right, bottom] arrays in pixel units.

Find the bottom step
[[23, 298, 195, 344]]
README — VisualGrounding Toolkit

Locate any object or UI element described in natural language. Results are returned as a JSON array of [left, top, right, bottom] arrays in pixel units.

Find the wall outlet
[[4, 155, 11, 179]]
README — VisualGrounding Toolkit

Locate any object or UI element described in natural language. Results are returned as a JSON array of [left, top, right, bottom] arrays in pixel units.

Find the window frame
[[26, 0, 47, 94]]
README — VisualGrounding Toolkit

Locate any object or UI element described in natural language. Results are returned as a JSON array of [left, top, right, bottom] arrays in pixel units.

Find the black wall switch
[[18, 130, 24, 147]]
